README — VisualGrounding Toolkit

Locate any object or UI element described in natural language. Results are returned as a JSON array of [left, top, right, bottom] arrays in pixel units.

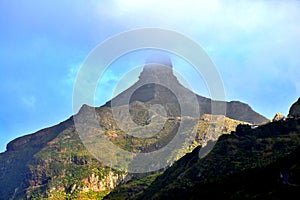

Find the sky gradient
[[1, 0, 300, 152]]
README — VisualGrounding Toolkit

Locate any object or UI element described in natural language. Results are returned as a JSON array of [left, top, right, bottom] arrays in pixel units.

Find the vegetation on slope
[[136, 118, 300, 200], [0, 102, 244, 200], [104, 114, 247, 199]]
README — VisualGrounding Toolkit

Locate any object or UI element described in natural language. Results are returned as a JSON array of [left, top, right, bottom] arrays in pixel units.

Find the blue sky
[[1, 0, 300, 152]]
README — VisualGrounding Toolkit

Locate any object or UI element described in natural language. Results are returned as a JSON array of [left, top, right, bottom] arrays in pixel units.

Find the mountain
[[0, 55, 268, 199], [107, 101, 300, 200]]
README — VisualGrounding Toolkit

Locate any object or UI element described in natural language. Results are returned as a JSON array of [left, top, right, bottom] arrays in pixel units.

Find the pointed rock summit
[[107, 54, 184, 117], [138, 53, 178, 84], [105, 54, 268, 124]]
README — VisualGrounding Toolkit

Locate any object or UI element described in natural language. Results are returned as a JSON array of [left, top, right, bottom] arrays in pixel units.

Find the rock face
[[289, 97, 300, 117], [81, 172, 126, 192]]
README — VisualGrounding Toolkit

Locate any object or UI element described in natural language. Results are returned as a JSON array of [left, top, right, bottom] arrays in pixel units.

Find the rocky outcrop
[[82, 172, 126, 192], [289, 97, 300, 117], [273, 112, 285, 121]]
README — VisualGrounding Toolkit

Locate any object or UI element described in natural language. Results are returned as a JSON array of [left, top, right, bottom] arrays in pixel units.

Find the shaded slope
[[137, 118, 300, 200], [184, 146, 300, 200]]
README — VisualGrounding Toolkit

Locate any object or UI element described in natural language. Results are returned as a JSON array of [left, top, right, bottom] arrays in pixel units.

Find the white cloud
[[99, 0, 300, 73], [106, 1, 298, 31]]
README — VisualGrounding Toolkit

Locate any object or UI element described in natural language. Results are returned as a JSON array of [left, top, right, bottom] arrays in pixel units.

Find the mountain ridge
[[105, 58, 268, 124]]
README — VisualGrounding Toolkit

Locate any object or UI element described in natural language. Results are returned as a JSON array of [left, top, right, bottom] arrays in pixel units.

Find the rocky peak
[[145, 53, 172, 67], [106, 54, 182, 113], [105, 53, 268, 124], [138, 54, 178, 84], [289, 97, 300, 118]]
